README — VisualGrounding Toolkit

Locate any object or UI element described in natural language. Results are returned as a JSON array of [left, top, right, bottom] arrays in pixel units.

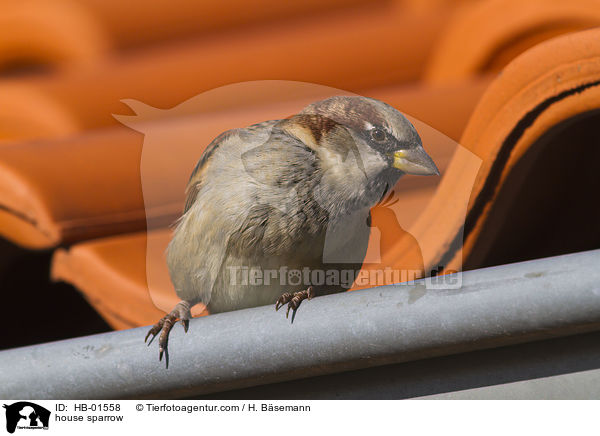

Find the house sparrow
[[145, 96, 439, 361]]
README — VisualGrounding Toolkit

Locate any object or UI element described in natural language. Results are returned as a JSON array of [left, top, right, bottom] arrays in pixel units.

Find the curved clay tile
[[0, 127, 144, 249], [386, 28, 600, 280], [51, 230, 172, 330], [0, 85, 79, 142], [0, 0, 110, 75], [425, 0, 600, 83], [0, 2, 452, 141]]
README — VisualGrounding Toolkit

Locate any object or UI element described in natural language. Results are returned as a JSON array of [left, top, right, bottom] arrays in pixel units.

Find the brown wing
[[183, 120, 281, 213]]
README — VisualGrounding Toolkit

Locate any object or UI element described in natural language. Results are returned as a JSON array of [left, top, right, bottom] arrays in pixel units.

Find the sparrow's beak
[[392, 147, 440, 176]]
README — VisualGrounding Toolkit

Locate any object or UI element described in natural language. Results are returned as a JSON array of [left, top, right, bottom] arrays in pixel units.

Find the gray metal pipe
[[2, 249, 600, 399]]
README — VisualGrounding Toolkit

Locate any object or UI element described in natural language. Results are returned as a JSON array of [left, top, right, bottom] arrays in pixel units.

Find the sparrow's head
[[281, 96, 439, 212], [300, 95, 438, 176]]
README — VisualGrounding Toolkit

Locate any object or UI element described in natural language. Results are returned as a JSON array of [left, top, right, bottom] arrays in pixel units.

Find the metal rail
[[2, 249, 600, 399]]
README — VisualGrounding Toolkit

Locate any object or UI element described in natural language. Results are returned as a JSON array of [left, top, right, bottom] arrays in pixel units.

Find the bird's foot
[[145, 300, 192, 362], [275, 286, 315, 321]]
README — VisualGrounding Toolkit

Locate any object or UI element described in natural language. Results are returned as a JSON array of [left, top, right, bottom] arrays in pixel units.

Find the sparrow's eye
[[370, 128, 387, 142]]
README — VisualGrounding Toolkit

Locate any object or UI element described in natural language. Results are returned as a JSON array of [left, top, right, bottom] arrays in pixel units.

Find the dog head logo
[[3, 402, 50, 433]]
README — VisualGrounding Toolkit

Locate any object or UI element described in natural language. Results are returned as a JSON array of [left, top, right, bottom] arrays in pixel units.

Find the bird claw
[[275, 292, 293, 311], [275, 286, 315, 322], [144, 320, 164, 344], [145, 301, 192, 365]]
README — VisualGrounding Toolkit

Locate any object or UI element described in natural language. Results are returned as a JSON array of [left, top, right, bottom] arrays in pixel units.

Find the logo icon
[[3, 402, 50, 434]]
